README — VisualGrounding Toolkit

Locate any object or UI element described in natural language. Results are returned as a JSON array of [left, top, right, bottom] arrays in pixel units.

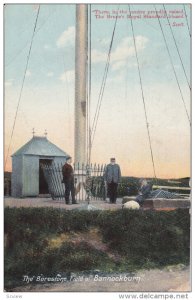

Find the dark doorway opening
[[39, 159, 53, 194]]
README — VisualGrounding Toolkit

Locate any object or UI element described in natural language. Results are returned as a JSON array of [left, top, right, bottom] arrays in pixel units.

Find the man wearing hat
[[62, 156, 76, 204], [104, 158, 121, 203]]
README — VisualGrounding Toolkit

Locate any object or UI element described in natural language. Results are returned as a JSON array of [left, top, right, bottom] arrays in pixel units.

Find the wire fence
[[41, 162, 107, 202]]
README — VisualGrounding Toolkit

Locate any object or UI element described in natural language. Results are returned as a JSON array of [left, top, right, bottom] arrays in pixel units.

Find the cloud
[[56, 26, 75, 48], [91, 49, 107, 63], [135, 35, 149, 50], [59, 70, 75, 83], [111, 60, 126, 71], [47, 72, 54, 77], [26, 70, 31, 77], [92, 35, 149, 71], [111, 37, 135, 62], [107, 72, 125, 83]]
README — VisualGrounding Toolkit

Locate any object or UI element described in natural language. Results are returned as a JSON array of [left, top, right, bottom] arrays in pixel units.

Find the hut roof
[[12, 136, 68, 157]]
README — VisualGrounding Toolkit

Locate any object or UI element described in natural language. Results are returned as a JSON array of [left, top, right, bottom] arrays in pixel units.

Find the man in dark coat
[[104, 158, 121, 203], [62, 156, 76, 205]]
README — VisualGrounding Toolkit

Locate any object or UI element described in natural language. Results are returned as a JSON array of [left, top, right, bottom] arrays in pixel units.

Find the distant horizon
[[4, 169, 190, 181], [4, 134, 190, 180]]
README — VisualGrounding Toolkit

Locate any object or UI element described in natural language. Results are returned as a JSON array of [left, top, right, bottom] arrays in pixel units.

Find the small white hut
[[11, 136, 69, 197]]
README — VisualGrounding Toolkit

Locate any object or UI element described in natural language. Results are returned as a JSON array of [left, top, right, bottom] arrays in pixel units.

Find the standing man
[[104, 158, 121, 203], [62, 156, 76, 205]]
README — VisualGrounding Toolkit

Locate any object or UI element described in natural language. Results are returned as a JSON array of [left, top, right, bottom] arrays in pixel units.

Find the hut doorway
[[39, 159, 53, 194]]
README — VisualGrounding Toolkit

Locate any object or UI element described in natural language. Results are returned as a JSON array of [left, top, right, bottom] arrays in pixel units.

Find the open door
[[39, 159, 53, 194]]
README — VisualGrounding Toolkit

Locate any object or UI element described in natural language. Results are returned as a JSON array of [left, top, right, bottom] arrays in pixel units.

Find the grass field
[[4, 207, 190, 290]]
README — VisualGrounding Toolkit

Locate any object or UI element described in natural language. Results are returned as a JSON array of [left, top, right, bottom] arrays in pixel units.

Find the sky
[[4, 3, 191, 178]]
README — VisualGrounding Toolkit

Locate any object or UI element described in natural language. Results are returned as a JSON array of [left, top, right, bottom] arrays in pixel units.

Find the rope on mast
[[128, 4, 157, 180], [90, 6, 119, 147], [163, 4, 191, 90], [154, 5, 191, 126], [4, 5, 41, 170]]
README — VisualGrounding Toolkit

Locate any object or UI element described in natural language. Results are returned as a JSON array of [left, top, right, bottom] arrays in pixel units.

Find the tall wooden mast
[[74, 4, 88, 164]]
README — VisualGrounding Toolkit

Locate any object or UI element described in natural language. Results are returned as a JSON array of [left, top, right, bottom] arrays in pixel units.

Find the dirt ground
[[4, 196, 122, 210], [11, 266, 190, 292], [4, 196, 190, 211]]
